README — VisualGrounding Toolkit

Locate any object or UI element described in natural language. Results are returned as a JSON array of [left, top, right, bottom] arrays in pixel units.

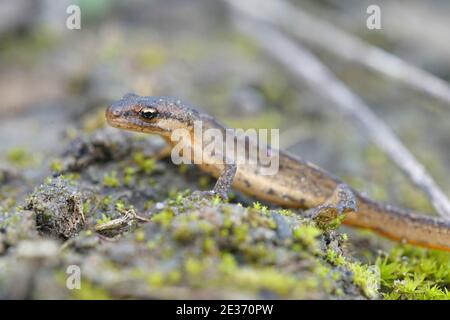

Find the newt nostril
[[113, 109, 121, 117], [106, 106, 121, 119]]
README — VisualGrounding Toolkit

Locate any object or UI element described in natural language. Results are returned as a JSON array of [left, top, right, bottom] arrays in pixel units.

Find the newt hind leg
[[305, 184, 357, 228]]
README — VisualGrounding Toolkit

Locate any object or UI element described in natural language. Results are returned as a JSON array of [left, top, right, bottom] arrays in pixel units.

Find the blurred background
[[1, 0, 450, 214]]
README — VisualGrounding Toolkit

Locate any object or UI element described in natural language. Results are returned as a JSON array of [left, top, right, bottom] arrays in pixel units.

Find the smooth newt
[[106, 93, 450, 251]]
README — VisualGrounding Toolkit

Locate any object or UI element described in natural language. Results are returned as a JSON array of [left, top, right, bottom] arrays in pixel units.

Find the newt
[[106, 93, 450, 251]]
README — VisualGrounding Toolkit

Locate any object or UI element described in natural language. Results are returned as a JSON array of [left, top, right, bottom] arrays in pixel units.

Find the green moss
[[82, 200, 91, 217], [252, 202, 268, 215], [45, 174, 385, 299], [278, 209, 294, 216], [146, 272, 165, 287], [135, 229, 146, 242], [167, 189, 191, 207], [292, 224, 322, 251], [123, 167, 137, 186], [376, 246, 450, 300], [6, 147, 33, 167], [102, 171, 120, 188], [59, 173, 80, 183], [133, 152, 156, 174], [115, 200, 125, 212], [100, 196, 112, 208], [172, 224, 195, 242], [198, 220, 214, 234], [347, 263, 379, 299], [326, 249, 346, 267], [49, 159, 63, 173], [211, 194, 222, 205], [242, 243, 274, 263], [219, 253, 237, 273], [167, 270, 182, 285], [151, 210, 174, 227], [232, 224, 249, 243], [326, 249, 379, 299], [202, 237, 216, 253], [71, 280, 111, 300], [184, 257, 206, 277], [96, 213, 111, 226], [145, 268, 182, 289], [225, 267, 301, 297]]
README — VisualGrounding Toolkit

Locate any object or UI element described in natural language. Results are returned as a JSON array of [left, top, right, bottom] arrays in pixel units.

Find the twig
[[226, 4, 450, 219], [226, 0, 450, 107], [95, 208, 150, 232]]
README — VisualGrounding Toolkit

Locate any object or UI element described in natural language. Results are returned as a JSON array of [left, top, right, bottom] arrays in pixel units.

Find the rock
[[25, 177, 85, 239], [16, 239, 59, 259]]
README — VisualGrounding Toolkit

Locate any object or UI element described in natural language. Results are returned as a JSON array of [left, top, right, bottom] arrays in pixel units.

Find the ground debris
[[25, 176, 86, 239], [0, 129, 378, 299], [59, 128, 164, 172]]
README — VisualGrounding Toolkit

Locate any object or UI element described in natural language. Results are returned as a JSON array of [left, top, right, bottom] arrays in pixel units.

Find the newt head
[[106, 93, 196, 136]]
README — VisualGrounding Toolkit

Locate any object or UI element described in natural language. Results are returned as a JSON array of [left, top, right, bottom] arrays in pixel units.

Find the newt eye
[[140, 108, 159, 120]]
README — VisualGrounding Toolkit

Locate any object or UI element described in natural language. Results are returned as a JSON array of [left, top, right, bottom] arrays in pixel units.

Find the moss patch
[[376, 246, 450, 300]]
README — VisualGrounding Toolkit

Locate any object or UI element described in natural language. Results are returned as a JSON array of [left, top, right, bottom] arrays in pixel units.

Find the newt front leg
[[212, 163, 237, 200], [193, 161, 237, 201], [305, 184, 357, 228]]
